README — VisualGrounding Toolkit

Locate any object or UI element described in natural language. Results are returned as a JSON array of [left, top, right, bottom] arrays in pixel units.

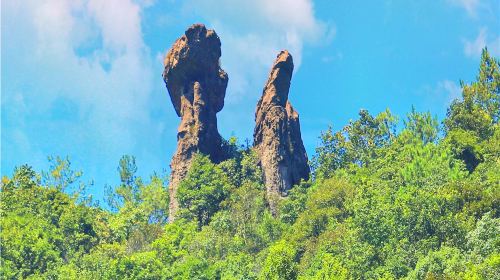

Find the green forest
[[1, 49, 498, 279]]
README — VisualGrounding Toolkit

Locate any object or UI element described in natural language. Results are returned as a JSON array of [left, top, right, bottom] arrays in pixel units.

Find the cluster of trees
[[1, 49, 499, 279]]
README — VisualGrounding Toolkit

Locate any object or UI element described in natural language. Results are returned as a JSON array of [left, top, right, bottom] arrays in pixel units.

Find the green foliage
[[444, 49, 500, 172], [42, 156, 83, 193], [299, 252, 348, 280], [118, 155, 138, 187], [104, 155, 169, 251], [260, 241, 297, 280], [279, 181, 310, 224], [404, 107, 439, 144], [445, 49, 499, 138], [1, 48, 499, 280], [407, 246, 467, 279], [466, 212, 500, 262], [312, 108, 397, 179], [177, 154, 229, 229], [1, 214, 61, 278], [0, 164, 103, 279]]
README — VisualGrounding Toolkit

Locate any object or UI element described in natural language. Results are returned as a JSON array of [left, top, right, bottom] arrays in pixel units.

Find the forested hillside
[[1, 49, 498, 279]]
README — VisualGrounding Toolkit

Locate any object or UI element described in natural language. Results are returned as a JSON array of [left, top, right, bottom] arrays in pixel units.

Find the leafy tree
[[445, 49, 499, 137], [300, 252, 348, 280], [404, 107, 439, 144], [312, 109, 397, 179], [169, 255, 216, 280], [407, 246, 467, 279], [0, 214, 62, 278], [119, 155, 138, 187], [464, 253, 500, 280], [177, 154, 229, 229], [42, 156, 83, 193], [445, 48, 499, 171], [260, 241, 297, 280], [279, 181, 310, 225], [0, 161, 102, 279], [466, 212, 500, 262], [106, 156, 168, 249], [215, 253, 257, 280]]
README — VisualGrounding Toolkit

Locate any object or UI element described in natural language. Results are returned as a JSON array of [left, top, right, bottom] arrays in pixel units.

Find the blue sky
[[2, 0, 499, 201]]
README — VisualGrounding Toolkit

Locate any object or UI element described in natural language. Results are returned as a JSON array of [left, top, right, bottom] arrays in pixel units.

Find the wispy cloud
[[182, 0, 334, 103], [463, 27, 500, 57], [321, 52, 343, 64], [439, 80, 462, 103], [447, 0, 481, 17], [2, 0, 163, 173], [417, 80, 462, 109]]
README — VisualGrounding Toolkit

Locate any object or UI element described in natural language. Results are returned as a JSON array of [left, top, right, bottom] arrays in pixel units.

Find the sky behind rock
[[2, 0, 499, 202]]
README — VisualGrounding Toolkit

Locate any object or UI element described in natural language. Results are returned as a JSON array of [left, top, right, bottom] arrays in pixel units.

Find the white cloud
[[417, 80, 462, 109], [447, 0, 481, 17], [321, 52, 343, 64], [183, 0, 333, 103], [464, 27, 500, 57], [2, 0, 158, 162], [2, 0, 330, 180], [87, 0, 142, 51], [439, 80, 462, 103]]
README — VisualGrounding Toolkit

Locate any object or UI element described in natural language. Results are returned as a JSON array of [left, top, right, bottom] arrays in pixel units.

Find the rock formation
[[163, 24, 228, 221], [254, 50, 310, 215]]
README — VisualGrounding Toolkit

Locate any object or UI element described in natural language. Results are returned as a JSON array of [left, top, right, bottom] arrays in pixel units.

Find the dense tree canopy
[[1, 49, 499, 279]]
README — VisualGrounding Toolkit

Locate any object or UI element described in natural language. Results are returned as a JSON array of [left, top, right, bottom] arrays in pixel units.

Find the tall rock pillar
[[163, 24, 228, 221], [253, 50, 310, 215]]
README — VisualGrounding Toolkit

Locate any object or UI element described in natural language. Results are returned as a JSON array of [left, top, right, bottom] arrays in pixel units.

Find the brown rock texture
[[253, 50, 310, 215], [163, 24, 228, 221]]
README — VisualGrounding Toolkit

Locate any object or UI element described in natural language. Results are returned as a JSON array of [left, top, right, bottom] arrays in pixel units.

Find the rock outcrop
[[253, 50, 310, 215], [163, 24, 228, 221]]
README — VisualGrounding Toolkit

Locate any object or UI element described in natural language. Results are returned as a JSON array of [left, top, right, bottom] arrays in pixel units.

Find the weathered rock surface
[[253, 50, 310, 215], [163, 24, 228, 221]]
